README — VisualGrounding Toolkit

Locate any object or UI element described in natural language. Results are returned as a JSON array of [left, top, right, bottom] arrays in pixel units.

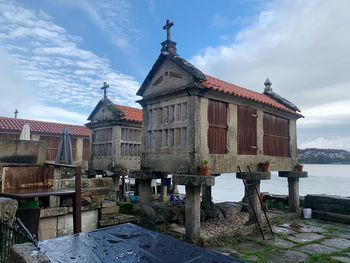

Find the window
[[208, 99, 227, 154], [237, 106, 257, 155], [263, 113, 290, 157]]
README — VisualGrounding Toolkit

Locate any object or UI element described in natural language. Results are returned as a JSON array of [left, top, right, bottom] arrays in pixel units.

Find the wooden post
[[73, 166, 82, 233]]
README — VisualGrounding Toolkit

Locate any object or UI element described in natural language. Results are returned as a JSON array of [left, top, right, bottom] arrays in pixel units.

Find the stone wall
[[305, 194, 350, 215], [0, 197, 18, 222]]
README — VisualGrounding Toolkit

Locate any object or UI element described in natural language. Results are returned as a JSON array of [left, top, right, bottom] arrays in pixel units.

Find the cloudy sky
[[0, 0, 349, 150]]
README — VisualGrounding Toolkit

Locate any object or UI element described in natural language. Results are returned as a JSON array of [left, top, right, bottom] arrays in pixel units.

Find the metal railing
[[0, 217, 37, 263]]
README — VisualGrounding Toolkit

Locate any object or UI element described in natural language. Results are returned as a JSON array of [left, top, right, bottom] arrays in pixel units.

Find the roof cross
[[163, 19, 174, 41], [101, 82, 109, 99]]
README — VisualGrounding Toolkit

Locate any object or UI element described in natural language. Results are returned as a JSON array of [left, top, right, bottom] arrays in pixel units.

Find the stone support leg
[[173, 184, 179, 194], [185, 185, 201, 244], [247, 180, 262, 223], [160, 185, 168, 202], [288, 177, 300, 212], [201, 185, 214, 209], [138, 179, 152, 204]]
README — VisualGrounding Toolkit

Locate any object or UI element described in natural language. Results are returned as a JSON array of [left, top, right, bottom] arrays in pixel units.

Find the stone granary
[[85, 84, 142, 171], [0, 116, 90, 168], [133, 20, 306, 242]]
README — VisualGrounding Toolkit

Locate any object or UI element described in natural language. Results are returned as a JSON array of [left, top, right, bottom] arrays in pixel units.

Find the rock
[[61, 198, 72, 207], [101, 206, 119, 214], [265, 249, 309, 263], [133, 204, 155, 218], [268, 238, 295, 248], [297, 243, 338, 254], [10, 243, 51, 263], [288, 233, 324, 243], [0, 197, 18, 221], [203, 207, 223, 220], [321, 238, 350, 250], [91, 195, 105, 203], [215, 202, 242, 218], [331, 256, 350, 263], [234, 242, 265, 253], [139, 217, 157, 230], [150, 213, 164, 224], [81, 196, 92, 206], [159, 206, 185, 224], [102, 200, 116, 208]]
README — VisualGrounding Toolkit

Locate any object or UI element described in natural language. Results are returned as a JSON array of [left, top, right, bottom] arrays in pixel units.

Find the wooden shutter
[[237, 106, 257, 155], [0, 133, 19, 140], [208, 99, 227, 154], [40, 136, 60, 161], [83, 139, 90, 161], [71, 138, 77, 161], [263, 113, 290, 157]]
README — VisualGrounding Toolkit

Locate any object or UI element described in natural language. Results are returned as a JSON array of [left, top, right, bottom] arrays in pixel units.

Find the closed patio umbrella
[[55, 126, 73, 165], [19, 123, 30, 140]]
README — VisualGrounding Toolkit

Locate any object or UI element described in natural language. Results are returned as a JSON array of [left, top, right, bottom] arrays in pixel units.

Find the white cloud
[[0, 1, 140, 123], [300, 137, 350, 151], [191, 0, 350, 146]]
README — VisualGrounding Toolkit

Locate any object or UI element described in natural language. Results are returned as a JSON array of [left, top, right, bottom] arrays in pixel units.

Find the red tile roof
[[201, 75, 302, 116], [0, 117, 90, 137], [115, 104, 143, 123]]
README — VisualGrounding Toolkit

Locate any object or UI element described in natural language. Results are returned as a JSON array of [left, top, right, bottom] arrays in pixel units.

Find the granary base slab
[[279, 171, 308, 178], [172, 174, 215, 187]]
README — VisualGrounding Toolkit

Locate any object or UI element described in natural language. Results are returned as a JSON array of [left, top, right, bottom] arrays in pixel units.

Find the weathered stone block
[[172, 174, 215, 186], [99, 213, 136, 227], [101, 206, 119, 214], [10, 243, 50, 263], [0, 197, 18, 221], [38, 217, 57, 240], [102, 200, 116, 208], [236, 172, 271, 180], [129, 169, 167, 179], [279, 171, 308, 178], [215, 202, 242, 218], [91, 195, 105, 203], [82, 187, 110, 197]]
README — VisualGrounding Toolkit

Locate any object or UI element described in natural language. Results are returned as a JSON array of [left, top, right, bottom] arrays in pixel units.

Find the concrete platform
[[279, 171, 308, 178], [236, 172, 271, 181], [172, 174, 215, 186]]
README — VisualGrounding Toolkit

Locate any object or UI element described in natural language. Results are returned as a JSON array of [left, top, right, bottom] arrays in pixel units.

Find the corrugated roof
[[0, 117, 90, 136], [114, 104, 143, 123], [201, 75, 302, 116]]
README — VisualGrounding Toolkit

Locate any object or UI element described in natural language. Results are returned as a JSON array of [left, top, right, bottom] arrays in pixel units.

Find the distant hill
[[298, 148, 350, 164]]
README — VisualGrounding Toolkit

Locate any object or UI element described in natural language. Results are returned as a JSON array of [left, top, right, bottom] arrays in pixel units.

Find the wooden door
[[237, 106, 257, 155], [208, 99, 227, 154], [263, 113, 290, 157], [40, 136, 60, 160]]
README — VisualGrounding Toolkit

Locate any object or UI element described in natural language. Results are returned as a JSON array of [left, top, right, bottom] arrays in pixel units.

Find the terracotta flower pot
[[296, 165, 304, 172], [200, 166, 210, 176], [260, 163, 270, 172]]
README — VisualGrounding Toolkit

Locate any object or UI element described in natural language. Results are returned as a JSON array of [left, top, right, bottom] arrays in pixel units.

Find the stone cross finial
[[163, 19, 174, 41], [101, 82, 109, 99], [264, 78, 272, 92], [14, 109, 18, 119]]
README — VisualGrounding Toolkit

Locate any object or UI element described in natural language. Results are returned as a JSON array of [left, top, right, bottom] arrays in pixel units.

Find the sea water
[[178, 164, 350, 202]]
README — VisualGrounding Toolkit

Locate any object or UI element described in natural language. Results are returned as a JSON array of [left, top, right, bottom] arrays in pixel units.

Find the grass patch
[[202, 231, 248, 248], [117, 201, 133, 214]]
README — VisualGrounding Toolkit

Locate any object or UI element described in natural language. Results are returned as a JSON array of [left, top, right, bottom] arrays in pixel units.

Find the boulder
[[133, 204, 156, 218], [0, 197, 18, 221], [216, 202, 242, 218]]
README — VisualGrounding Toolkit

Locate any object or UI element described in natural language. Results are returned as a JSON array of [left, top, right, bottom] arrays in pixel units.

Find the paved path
[[213, 219, 350, 263]]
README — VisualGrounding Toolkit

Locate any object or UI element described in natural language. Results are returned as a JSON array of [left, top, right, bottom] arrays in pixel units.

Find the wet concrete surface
[[39, 223, 245, 263]]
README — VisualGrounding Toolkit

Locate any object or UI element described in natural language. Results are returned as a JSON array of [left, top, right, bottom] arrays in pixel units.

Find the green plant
[[200, 159, 209, 168], [264, 160, 270, 164]]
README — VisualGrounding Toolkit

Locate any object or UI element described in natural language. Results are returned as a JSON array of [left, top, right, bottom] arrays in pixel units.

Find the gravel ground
[[200, 211, 280, 239]]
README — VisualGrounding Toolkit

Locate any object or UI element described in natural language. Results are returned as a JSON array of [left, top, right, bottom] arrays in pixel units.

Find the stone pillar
[[236, 172, 271, 223], [288, 177, 299, 212], [160, 185, 168, 202], [247, 180, 262, 222], [279, 171, 308, 213], [138, 179, 152, 204], [185, 185, 201, 243], [172, 174, 215, 244], [201, 185, 214, 209]]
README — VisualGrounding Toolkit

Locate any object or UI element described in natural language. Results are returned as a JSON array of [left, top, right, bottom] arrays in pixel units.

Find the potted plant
[[199, 160, 210, 176], [296, 163, 304, 172], [259, 160, 270, 172]]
